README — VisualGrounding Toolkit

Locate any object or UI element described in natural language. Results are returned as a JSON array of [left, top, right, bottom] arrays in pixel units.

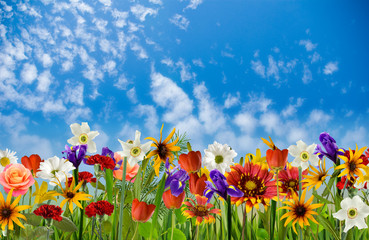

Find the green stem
[[79, 202, 85, 240], [276, 170, 280, 235], [91, 176, 101, 239], [132, 222, 139, 240], [117, 158, 128, 240], [241, 204, 246, 240], [227, 196, 232, 240], [197, 225, 200, 240], [171, 209, 175, 240], [298, 167, 302, 240], [47, 227, 50, 240]]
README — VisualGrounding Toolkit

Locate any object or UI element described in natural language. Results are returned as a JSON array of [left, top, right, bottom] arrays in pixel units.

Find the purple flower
[[165, 159, 189, 197], [314, 132, 343, 164], [204, 169, 243, 202], [62, 144, 87, 168]]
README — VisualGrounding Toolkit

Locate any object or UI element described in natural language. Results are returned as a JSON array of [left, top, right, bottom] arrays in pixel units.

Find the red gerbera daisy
[[279, 164, 308, 199], [226, 162, 277, 212], [182, 195, 221, 225], [85, 200, 114, 218], [85, 154, 115, 171], [34, 204, 63, 222], [68, 171, 97, 187]]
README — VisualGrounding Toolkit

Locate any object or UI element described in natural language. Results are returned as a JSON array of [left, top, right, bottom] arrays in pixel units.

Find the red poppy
[[163, 189, 185, 209], [68, 171, 96, 187], [266, 149, 288, 172], [189, 172, 207, 196], [85, 200, 114, 218], [179, 151, 202, 173], [85, 154, 115, 170], [131, 198, 156, 222], [21, 154, 43, 177], [34, 204, 63, 222]]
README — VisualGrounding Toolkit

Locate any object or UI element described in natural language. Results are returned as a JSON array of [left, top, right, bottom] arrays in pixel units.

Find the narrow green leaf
[[90, 181, 106, 191], [322, 170, 340, 197], [105, 168, 114, 203], [316, 215, 340, 240], [149, 174, 167, 240], [313, 192, 334, 205], [53, 216, 78, 232], [133, 158, 145, 199]]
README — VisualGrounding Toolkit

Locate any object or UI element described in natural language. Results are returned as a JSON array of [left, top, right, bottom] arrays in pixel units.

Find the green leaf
[[105, 168, 114, 203], [23, 213, 43, 226], [133, 159, 145, 199], [34, 226, 53, 240], [316, 215, 340, 240], [322, 170, 340, 197], [256, 228, 269, 240], [149, 174, 166, 240], [166, 228, 186, 240], [139, 222, 158, 239], [174, 208, 187, 224], [90, 181, 106, 191], [313, 192, 334, 205], [102, 220, 112, 234], [124, 190, 134, 204], [53, 216, 78, 232]]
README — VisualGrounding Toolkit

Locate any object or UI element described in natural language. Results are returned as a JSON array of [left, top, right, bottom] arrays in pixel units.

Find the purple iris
[[165, 159, 189, 197], [62, 144, 87, 168], [204, 169, 243, 202], [314, 132, 343, 164], [102, 147, 122, 170]]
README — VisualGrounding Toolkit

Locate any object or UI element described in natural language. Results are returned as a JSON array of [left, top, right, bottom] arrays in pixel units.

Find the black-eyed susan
[[280, 190, 323, 233], [0, 188, 30, 230], [145, 124, 180, 176], [302, 158, 332, 191], [336, 145, 367, 180]]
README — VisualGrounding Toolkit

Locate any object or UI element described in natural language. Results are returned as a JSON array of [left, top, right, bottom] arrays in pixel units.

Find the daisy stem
[[117, 158, 127, 240], [227, 196, 232, 240], [298, 167, 302, 240]]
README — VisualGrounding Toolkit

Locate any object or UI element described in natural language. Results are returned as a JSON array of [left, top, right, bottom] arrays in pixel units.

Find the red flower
[[189, 172, 207, 196], [21, 154, 43, 177], [131, 198, 156, 222], [34, 204, 63, 222], [85, 154, 115, 170], [278, 164, 308, 199], [68, 171, 96, 187], [163, 189, 185, 209], [85, 200, 114, 218], [178, 151, 202, 173], [266, 149, 288, 172], [337, 176, 356, 190], [344, 149, 369, 166], [182, 195, 221, 225]]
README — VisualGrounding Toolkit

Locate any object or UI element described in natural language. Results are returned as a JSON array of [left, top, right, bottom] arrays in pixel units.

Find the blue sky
[[1, 0, 368, 165]]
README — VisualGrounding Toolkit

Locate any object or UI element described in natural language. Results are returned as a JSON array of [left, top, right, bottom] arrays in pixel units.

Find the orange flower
[[266, 149, 288, 172], [182, 195, 221, 225], [189, 172, 207, 196], [131, 198, 156, 222], [113, 153, 139, 182], [163, 189, 185, 209], [21, 154, 43, 177], [179, 151, 202, 173]]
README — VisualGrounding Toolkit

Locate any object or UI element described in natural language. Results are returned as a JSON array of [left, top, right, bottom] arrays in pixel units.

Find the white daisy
[[288, 140, 319, 171], [117, 130, 152, 166], [67, 122, 99, 153], [333, 195, 369, 232], [203, 141, 237, 174], [36, 156, 75, 186], [0, 148, 18, 172]]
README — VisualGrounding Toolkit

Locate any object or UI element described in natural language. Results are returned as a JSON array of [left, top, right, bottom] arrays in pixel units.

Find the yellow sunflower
[[145, 124, 180, 176], [302, 158, 332, 191], [280, 190, 323, 233], [0, 188, 31, 230], [335, 145, 367, 180], [32, 181, 58, 204]]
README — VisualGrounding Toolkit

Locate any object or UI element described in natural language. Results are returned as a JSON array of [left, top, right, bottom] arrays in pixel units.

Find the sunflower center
[[0, 157, 10, 167], [1, 208, 11, 218], [300, 151, 310, 162], [347, 208, 358, 219], [66, 192, 75, 199], [194, 205, 208, 217], [215, 155, 224, 164], [158, 143, 168, 159], [79, 133, 89, 144], [238, 174, 265, 197], [295, 206, 306, 217], [245, 180, 257, 190], [349, 162, 356, 172], [130, 147, 141, 157]]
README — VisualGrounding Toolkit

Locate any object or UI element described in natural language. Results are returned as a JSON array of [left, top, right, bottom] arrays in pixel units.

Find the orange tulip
[[266, 149, 288, 172], [113, 153, 139, 182], [178, 151, 202, 173], [131, 198, 156, 222], [162, 189, 185, 209], [189, 172, 207, 196], [21, 154, 43, 177]]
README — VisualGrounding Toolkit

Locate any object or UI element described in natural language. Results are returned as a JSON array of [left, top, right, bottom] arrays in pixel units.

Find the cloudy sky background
[[1, 0, 368, 165]]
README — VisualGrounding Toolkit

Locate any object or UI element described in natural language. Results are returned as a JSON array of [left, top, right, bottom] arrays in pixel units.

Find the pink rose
[[113, 153, 139, 182], [0, 163, 35, 197]]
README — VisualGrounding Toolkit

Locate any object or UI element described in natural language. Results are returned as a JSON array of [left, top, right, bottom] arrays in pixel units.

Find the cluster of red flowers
[[85, 154, 115, 171], [85, 200, 114, 218], [34, 204, 63, 222], [67, 171, 96, 186]]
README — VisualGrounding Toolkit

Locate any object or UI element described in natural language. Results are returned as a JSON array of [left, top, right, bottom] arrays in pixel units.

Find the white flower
[[0, 148, 18, 172], [203, 141, 237, 174], [67, 122, 99, 153], [288, 140, 319, 171], [37, 156, 75, 186], [117, 130, 152, 166], [333, 195, 369, 232]]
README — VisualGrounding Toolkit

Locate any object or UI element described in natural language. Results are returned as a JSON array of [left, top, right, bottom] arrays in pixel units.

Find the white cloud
[[21, 63, 38, 84], [310, 52, 321, 63], [0, 111, 28, 135], [299, 40, 317, 51], [131, 4, 158, 22], [242, 94, 272, 113], [112, 9, 129, 28], [176, 59, 196, 82], [341, 126, 368, 148], [64, 81, 84, 106], [131, 42, 148, 59], [175, 115, 203, 149], [13, 133, 53, 159], [306, 109, 332, 126], [37, 70, 52, 92], [40, 53, 53, 68], [93, 18, 108, 33], [234, 112, 257, 134], [98, 0, 111, 7], [64, 107, 92, 124], [224, 92, 240, 109], [221, 51, 234, 58], [114, 74, 130, 90], [323, 61, 339, 75], [127, 87, 138, 103], [170, 14, 189, 30], [62, 60, 74, 72], [260, 112, 282, 136], [302, 63, 312, 84], [4, 39, 27, 61], [251, 60, 266, 78], [42, 99, 66, 113], [92, 124, 109, 151], [149, 0, 163, 5], [282, 98, 304, 118], [192, 59, 205, 68], [161, 57, 174, 67], [184, 0, 203, 10], [102, 60, 117, 75], [267, 55, 279, 80], [287, 126, 308, 143], [133, 104, 158, 136]]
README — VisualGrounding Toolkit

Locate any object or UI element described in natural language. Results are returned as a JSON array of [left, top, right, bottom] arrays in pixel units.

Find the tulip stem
[[171, 209, 175, 240], [298, 167, 302, 240], [132, 222, 139, 239], [118, 158, 128, 240]]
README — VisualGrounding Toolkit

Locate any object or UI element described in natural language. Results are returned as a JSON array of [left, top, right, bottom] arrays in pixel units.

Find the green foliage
[[166, 228, 186, 240], [53, 216, 78, 232], [139, 222, 158, 239]]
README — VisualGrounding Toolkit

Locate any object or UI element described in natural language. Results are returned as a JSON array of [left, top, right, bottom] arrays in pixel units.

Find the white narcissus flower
[[288, 140, 319, 171], [203, 141, 237, 174], [0, 149, 18, 172], [67, 122, 99, 153], [333, 195, 369, 232], [117, 130, 152, 166], [37, 156, 75, 186]]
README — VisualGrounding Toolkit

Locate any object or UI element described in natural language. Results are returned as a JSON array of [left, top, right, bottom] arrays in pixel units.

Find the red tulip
[[266, 149, 288, 172], [178, 151, 202, 173], [21, 154, 43, 177], [131, 198, 156, 222], [189, 172, 207, 196], [162, 189, 185, 209]]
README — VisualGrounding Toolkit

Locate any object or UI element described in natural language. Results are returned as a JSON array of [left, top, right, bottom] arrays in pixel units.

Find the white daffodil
[[288, 140, 319, 171], [203, 141, 237, 174], [67, 122, 99, 153], [37, 156, 75, 186], [333, 195, 369, 232], [0, 148, 18, 172], [117, 130, 152, 166]]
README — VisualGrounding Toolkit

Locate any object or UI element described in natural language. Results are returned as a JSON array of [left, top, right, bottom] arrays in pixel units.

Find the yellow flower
[[0, 188, 31, 230], [54, 177, 92, 213], [261, 136, 278, 150], [302, 158, 332, 191], [145, 124, 180, 176], [245, 148, 267, 165], [32, 181, 58, 204], [280, 190, 323, 233], [335, 145, 367, 180]]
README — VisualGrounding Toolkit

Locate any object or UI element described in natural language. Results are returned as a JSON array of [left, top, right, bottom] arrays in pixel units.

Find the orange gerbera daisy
[[145, 124, 180, 176], [182, 195, 221, 225]]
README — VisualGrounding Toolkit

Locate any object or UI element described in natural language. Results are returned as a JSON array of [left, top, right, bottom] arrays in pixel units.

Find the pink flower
[[113, 153, 139, 182], [0, 163, 35, 197]]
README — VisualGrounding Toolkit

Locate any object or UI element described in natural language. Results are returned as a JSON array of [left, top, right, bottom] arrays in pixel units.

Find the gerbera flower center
[[194, 205, 208, 217], [300, 151, 310, 162], [66, 192, 75, 198], [295, 205, 306, 217], [79, 133, 89, 144], [1, 208, 11, 218], [238, 175, 265, 196], [0, 157, 10, 167], [157, 143, 168, 159], [347, 207, 358, 219], [130, 147, 142, 157], [215, 155, 224, 164], [245, 180, 257, 190], [349, 162, 356, 172], [288, 181, 297, 188]]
